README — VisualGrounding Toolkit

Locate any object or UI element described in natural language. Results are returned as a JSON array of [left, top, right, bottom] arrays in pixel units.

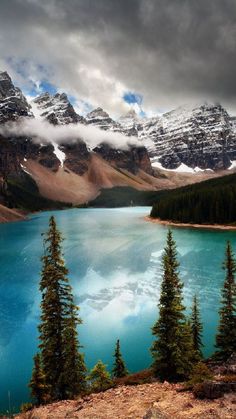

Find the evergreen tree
[[190, 295, 204, 359], [215, 241, 236, 359], [112, 339, 128, 378], [151, 230, 194, 381], [60, 305, 87, 398], [29, 353, 49, 406], [88, 360, 113, 392], [38, 216, 86, 400]]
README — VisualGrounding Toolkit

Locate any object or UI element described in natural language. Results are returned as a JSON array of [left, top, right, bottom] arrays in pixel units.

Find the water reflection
[[0, 208, 235, 412]]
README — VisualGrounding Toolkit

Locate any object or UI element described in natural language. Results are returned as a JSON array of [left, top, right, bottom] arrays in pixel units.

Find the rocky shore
[[145, 216, 236, 231]]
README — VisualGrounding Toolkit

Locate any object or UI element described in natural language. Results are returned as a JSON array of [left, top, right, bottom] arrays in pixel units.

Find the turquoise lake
[[0, 207, 236, 413]]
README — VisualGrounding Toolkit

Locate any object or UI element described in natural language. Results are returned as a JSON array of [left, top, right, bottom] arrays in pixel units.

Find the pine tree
[[29, 353, 49, 406], [112, 339, 128, 378], [60, 304, 87, 398], [88, 360, 113, 392], [38, 216, 86, 400], [151, 230, 194, 381], [215, 241, 236, 359], [190, 295, 204, 359]]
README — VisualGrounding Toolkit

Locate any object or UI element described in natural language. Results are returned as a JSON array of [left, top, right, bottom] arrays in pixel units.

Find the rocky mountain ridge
[[0, 71, 160, 214], [30, 86, 236, 172], [88, 104, 236, 171], [1, 70, 236, 218], [32, 92, 85, 125], [0, 71, 32, 123]]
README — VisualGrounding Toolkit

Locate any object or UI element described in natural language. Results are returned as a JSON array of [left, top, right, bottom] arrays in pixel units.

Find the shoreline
[[144, 216, 236, 231]]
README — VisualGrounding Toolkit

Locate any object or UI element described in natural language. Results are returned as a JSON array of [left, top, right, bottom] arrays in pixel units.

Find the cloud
[[0, 117, 138, 149], [1, 1, 236, 115]]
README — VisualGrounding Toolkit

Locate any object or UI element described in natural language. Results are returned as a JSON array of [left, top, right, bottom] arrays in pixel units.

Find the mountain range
[[0, 70, 236, 220]]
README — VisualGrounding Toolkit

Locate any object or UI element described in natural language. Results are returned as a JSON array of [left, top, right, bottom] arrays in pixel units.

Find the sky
[[1, 0, 236, 117]]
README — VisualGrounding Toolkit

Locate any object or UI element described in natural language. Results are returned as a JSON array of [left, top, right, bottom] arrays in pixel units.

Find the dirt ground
[[16, 382, 236, 419]]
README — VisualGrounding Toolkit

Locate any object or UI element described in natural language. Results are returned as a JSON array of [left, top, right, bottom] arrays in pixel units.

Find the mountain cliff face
[[33, 92, 85, 125], [86, 107, 117, 130], [118, 109, 140, 136], [0, 71, 32, 123], [103, 104, 236, 170], [139, 104, 236, 170]]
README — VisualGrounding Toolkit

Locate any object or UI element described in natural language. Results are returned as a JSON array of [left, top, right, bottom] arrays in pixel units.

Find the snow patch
[[52, 142, 66, 167], [20, 163, 31, 176], [228, 160, 236, 169], [152, 160, 213, 173]]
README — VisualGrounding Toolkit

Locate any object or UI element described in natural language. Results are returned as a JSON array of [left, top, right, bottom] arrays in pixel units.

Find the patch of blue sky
[[123, 91, 143, 106]]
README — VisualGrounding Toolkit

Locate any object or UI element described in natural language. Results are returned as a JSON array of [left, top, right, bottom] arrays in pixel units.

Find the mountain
[[117, 109, 140, 136], [0, 71, 165, 217], [86, 107, 117, 130], [32, 92, 85, 125], [87, 103, 236, 171], [140, 103, 236, 170], [1, 70, 236, 220], [0, 71, 32, 123]]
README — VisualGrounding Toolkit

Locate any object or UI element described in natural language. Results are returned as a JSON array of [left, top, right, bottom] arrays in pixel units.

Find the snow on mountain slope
[[33, 92, 85, 125], [0, 71, 32, 123], [137, 103, 236, 170], [86, 107, 118, 130], [117, 109, 140, 136], [86, 103, 236, 171]]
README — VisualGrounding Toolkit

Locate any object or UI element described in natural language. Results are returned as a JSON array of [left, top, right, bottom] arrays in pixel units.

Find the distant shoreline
[[144, 216, 236, 231]]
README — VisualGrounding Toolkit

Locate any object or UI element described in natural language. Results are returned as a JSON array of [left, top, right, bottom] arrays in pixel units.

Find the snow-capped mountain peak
[[32, 91, 84, 125], [86, 107, 116, 130], [0, 71, 32, 123]]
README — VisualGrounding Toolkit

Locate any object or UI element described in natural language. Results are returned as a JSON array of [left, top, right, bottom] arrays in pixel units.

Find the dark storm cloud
[[0, 0, 236, 115]]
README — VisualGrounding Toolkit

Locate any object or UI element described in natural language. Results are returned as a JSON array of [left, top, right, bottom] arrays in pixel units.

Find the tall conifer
[[191, 295, 203, 359], [60, 304, 87, 398], [29, 353, 49, 406], [151, 230, 194, 381], [112, 339, 128, 378], [215, 241, 236, 359], [37, 216, 86, 400]]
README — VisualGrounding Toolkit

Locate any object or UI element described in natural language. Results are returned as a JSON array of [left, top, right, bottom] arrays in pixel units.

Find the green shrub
[[185, 362, 213, 390], [114, 369, 154, 386], [88, 360, 113, 392], [20, 402, 34, 413]]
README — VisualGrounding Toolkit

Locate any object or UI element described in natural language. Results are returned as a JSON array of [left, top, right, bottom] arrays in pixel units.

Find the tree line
[[29, 217, 236, 406], [150, 172, 236, 225]]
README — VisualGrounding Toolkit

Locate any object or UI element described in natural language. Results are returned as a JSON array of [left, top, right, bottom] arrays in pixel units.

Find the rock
[[194, 381, 236, 399], [143, 407, 168, 419], [226, 353, 236, 374], [93, 143, 153, 175]]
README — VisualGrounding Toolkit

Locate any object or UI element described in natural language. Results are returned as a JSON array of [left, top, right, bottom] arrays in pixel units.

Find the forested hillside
[[150, 173, 236, 225]]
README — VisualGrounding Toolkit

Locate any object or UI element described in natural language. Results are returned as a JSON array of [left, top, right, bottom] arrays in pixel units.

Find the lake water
[[0, 207, 236, 413]]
